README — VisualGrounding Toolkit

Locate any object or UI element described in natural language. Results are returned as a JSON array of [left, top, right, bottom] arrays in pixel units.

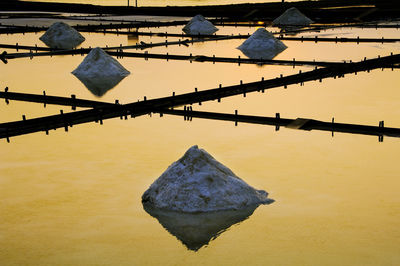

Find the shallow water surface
[[0, 17, 400, 266]]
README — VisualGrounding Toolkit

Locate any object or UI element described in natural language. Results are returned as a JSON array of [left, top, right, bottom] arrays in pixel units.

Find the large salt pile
[[273, 7, 314, 26], [72, 47, 130, 97], [182, 15, 218, 35], [237, 28, 287, 60], [144, 204, 257, 251], [142, 145, 274, 213], [39, 21, 85, 49]]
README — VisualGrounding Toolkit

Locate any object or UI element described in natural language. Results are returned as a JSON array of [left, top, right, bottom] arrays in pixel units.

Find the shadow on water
[[72, 73, 127, 97], [239, 47, 285, 61], [143, 203, 263, 251]]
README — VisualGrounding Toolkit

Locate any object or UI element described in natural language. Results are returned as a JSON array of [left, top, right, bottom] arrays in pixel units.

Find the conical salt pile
[[238, 28, 287, 60], [72, 47, 130, 97], [182, 15, 218, 35], [273, 7, 314, 26], [142, 145, 274, 213], [39, 21, 85, 49]]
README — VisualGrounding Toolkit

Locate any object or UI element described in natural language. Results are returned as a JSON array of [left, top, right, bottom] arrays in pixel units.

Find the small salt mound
[[237, 28, 287, 60], [273, 7, 314, 26], [142, 145, 273, 213], [182, 14, 218, 35], [72, 47, 130, 97], [39, 21, 85, 49]]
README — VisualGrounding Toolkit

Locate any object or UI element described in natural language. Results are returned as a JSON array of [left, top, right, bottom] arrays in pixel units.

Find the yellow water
[[0, 21, 400, 265]]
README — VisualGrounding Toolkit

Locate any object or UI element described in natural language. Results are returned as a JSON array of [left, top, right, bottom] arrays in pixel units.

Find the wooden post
[[43, 91, 46, 108], [275, 113, 280, 131], [235, 110, 238, 126], [71, 94, 76, 110], [379, 121, 384, 142]]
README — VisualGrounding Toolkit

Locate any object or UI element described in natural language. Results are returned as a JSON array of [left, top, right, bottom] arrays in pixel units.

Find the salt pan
[[72, 47, 130, 97], [39, 21, 85, 49], [182, 15, 218, 35], [273, 7, 314, 26], [142, 145, 273, 213], [237, 28, 287, 60]]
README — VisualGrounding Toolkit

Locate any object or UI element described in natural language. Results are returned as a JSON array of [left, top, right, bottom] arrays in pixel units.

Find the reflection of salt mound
[[182, 14, 218, 35], [238, 28, 287, 60], [144, 204, 257, 251], [142, 145, 274, 213], [39, 22, 85, 49], [72, 47, 130, 97], [273, 7, 314, 26]]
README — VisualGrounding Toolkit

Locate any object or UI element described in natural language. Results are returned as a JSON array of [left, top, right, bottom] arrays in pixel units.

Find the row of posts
[[127, 0, 138, 7]]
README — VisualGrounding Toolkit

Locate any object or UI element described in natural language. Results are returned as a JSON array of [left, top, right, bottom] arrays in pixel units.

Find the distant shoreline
[[1, 0, 399, 23]]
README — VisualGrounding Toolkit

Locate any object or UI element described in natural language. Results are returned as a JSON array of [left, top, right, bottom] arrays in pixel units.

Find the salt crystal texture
[[182, 15, 218, 35], [39, 21, 85, 49], [273, 7, 314, 26], [142, 145, 274, 213], [238, 28, 287, 60], [72, 47, 130, 97], [144, 204, 257, 251]]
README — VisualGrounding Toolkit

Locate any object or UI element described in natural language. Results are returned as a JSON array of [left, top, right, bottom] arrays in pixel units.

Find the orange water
[[0, 20, 399, 265]]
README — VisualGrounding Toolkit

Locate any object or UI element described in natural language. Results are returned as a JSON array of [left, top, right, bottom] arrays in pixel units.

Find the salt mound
[[273, 7, 314, 26], [72, 47, 130, 97], [142, 145, 274, 213], [39, 21, 85, 49], [237, 28, 287, 60], [182, 14, 218, 35], [144, 204, 257, 251]]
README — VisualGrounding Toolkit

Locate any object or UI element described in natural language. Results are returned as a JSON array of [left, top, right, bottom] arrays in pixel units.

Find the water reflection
[[127, 33, 139, 45], [277, 26, 307, 36], [238, 45, 286, 60], [143, 203, 260, 251], [73, 73, 128, 97]]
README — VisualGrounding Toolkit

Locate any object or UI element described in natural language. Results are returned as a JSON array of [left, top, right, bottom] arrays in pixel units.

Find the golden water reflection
[[143, 203, 259, 251], [0, 20, 400, 266]]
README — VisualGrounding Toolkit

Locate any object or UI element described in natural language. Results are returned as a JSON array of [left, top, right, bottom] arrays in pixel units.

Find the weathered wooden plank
[[0, 53, 399, 140], [159, 109, 400, 138], [0, 89, 114, 109]]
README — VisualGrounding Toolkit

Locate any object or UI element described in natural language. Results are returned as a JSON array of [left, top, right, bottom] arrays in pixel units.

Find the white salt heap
[[237, 28, 287, 60], [72, 47, 130, 97], [142, 145, 273, 213], [182, 15, 218, 35], [273, 7, 314, 26], [39, 21, 85, 49]]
